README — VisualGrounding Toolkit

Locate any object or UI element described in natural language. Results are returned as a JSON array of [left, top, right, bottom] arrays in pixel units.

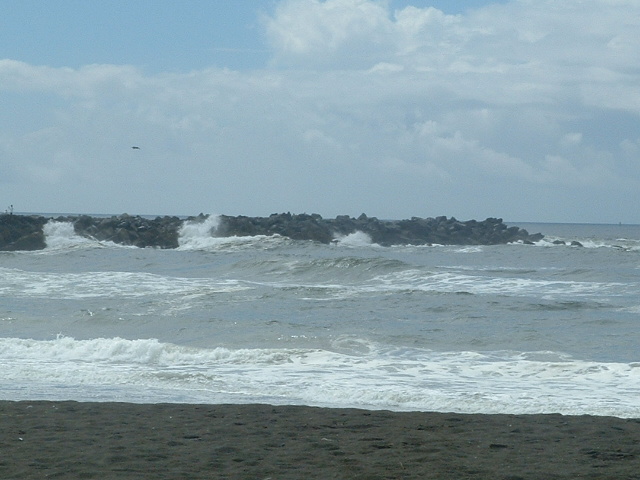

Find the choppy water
[[1, 217, 639, 417]]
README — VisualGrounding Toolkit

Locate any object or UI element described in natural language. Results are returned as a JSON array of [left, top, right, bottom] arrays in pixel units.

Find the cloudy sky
[[1, 0, 639, 223]]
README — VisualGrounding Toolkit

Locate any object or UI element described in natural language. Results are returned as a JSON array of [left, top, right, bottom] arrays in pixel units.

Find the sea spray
[[43, 220, 94, 249], [333, 231, 376, 247], [178, 215, 221, 250], [177, 214, 291, 251]]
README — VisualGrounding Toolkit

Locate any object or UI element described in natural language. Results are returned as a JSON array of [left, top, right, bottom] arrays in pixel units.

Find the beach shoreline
[[2, 401, 639, 479]]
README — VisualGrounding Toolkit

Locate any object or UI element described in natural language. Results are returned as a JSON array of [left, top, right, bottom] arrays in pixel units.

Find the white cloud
[[265, 0, 394, 67], [536, 154, 618, 187], [620, 139, 639, 157], [560, 133, 583, 147]]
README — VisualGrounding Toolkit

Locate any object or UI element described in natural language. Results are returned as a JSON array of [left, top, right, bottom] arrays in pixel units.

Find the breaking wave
[[1, 336, 638, 417]]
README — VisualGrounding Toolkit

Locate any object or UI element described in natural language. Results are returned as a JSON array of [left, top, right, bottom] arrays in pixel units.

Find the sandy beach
[[1, 401, 639, 479]]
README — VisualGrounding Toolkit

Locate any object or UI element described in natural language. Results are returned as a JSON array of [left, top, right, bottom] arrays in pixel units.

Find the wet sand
[[1, 401, 639, 479]]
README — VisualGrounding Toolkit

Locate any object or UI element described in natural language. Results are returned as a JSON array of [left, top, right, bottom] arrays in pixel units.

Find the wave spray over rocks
[[0, 212, 543, 251]]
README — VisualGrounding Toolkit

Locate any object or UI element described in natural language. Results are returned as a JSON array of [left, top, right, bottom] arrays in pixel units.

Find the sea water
[[1, 217, 639, 417]]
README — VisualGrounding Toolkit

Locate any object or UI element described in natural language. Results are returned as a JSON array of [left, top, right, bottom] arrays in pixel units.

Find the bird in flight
[[131, 146, 141, 150]]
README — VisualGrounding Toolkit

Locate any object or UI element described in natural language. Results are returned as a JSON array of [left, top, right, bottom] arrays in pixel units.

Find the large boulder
[[0, 214, 47, 251]]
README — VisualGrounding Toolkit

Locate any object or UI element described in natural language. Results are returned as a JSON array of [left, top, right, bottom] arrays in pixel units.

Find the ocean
[[1, 217, 639, 417]]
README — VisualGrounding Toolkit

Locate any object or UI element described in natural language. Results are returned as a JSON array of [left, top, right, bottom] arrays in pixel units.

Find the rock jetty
[[0, 212, 543, 251], [0, 214, 48, 251]]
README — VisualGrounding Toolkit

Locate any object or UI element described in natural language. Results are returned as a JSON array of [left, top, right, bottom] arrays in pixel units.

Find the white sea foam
[[0, 260, 625, 306], [43, 221, 96, 249], [177, 215, 220, 249], [454, 246, 484, 253], [333, 231, 376, 247], [177, 215, 290, 251], [369, 270, 629, 299], [180, 233, 289, 252], [1, 336, 638, 417], [0, 268, 249, 299], [537, 235, 640, 251]]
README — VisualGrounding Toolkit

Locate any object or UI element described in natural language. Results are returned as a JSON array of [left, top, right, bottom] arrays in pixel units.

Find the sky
[[1, 0, 639, 223]]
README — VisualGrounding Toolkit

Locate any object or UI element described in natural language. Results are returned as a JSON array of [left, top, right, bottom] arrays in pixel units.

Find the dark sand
[[1, 401, 639, 479]]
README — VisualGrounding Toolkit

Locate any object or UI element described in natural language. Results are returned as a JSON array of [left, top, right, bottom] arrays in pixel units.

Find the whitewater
[[1, 217, 639, 417]]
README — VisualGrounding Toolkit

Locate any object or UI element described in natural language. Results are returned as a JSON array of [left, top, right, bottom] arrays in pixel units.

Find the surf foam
[[177, 215, 220, 249], [333, 231, 376, 247], [43, 221, 95, 249], [1, 336, 638, 417]]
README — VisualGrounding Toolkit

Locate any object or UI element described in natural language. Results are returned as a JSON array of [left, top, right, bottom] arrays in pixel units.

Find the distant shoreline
[[12, 212, 640, 226]]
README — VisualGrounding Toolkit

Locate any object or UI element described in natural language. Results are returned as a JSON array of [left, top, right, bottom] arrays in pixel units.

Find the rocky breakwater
[[0, 214, 48, 250], [0, 212, 543, 251], [0, 213, 184, 251], [66, 214, 184, 249], [217, 213, 544, 246]]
